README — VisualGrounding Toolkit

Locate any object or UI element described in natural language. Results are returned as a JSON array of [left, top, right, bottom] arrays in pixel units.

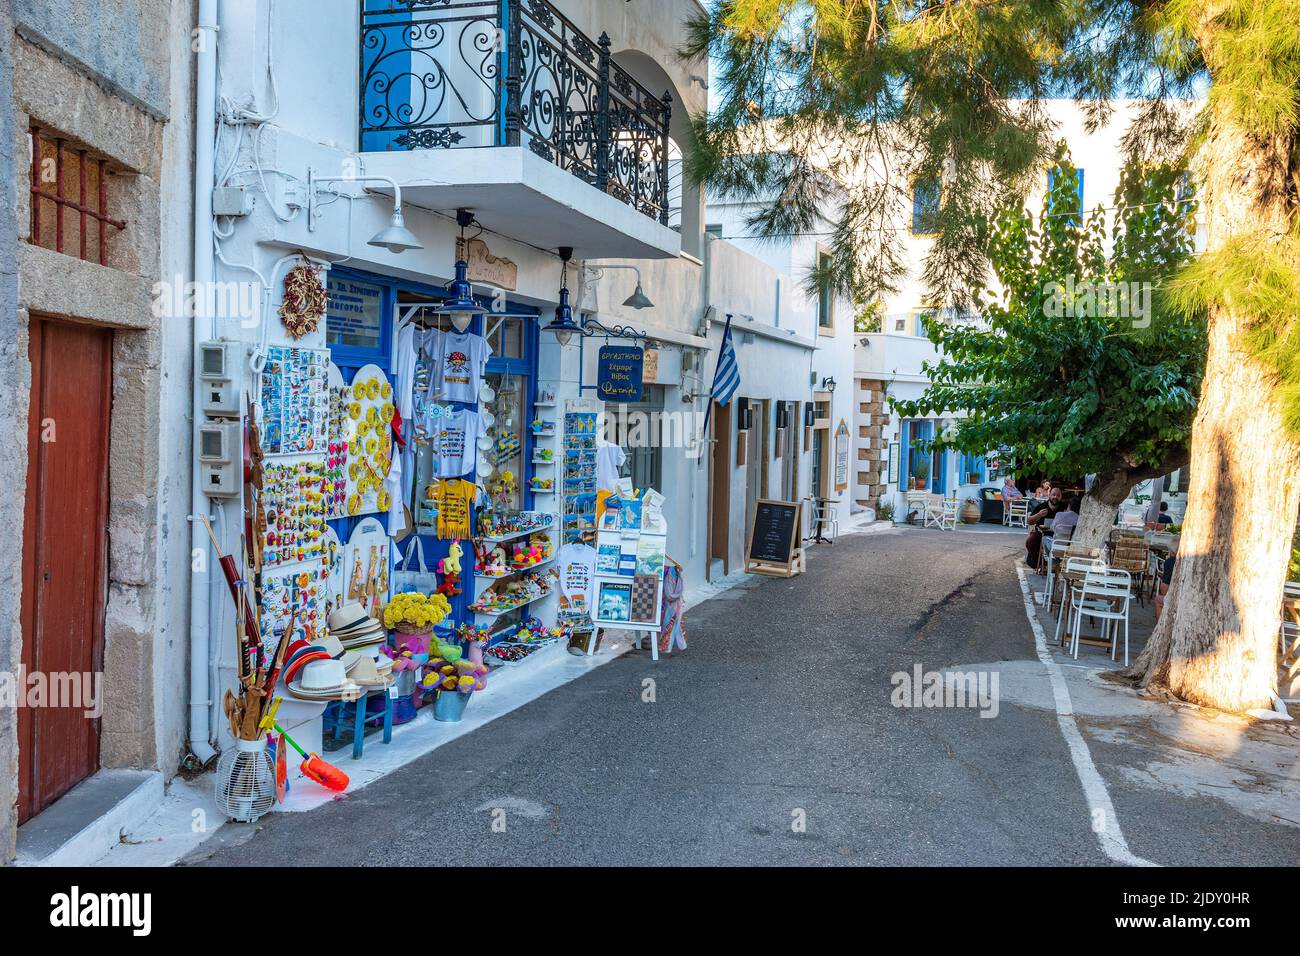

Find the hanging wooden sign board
[[745, 498, 805, 577]]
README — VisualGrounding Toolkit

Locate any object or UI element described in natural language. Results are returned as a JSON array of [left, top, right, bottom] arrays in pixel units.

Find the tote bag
[[392, 538, 440, 596]]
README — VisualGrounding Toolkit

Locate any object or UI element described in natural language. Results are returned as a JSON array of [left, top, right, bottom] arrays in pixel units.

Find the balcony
[[359, 0, 680, 259]]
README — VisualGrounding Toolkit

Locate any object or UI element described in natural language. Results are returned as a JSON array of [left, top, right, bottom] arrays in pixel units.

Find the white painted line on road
[[1014, 565, 1157, 867]]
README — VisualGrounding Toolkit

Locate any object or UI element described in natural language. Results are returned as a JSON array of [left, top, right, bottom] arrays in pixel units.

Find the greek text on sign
[[597, 345, 644, 403]]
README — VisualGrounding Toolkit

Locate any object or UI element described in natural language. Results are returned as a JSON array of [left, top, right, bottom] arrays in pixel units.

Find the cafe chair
[[1054, 553, 1105, 645], [1006, 498, 1029, 529], [1068, 567, 1133, 665], [812, 498, 839, 544]]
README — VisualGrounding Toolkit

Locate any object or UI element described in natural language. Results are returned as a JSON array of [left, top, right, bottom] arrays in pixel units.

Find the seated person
[[1048, 496, 1080, 540], [1001, 477, 1023, 500], [1144, 501, 1175, 530], [1155, 544, 1178, 621], [1025, 487, 1065, 568], [1034, 479, 1053, 498]]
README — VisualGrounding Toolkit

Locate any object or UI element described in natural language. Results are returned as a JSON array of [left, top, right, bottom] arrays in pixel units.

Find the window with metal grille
[[29, 126, 125, 265]]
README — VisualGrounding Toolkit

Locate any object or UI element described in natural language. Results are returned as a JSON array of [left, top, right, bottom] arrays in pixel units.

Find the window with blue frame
[[960, 451, 987, 486], [1047, 167, 1084, 225], [912, 178, 941, 234]]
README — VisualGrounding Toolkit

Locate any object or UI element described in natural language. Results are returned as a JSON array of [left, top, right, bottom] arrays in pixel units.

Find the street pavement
[[186, 527, 1300, 866]]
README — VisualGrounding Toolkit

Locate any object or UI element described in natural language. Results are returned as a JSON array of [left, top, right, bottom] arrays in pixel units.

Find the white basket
[[215, 738, 276, 822]]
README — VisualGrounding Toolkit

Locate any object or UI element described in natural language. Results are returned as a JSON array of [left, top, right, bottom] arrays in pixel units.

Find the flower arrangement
[[382, 591, 451, 634], [422, 645, 488, 694]]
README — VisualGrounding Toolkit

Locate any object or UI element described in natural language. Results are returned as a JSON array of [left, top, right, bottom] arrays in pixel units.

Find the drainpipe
[[188, 0, 219, 764]]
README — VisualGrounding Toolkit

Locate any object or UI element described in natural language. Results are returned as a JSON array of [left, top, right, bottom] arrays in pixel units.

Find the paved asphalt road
[[187, 528, 1297, 866]]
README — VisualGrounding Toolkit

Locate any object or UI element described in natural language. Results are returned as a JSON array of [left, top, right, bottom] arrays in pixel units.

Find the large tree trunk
[[1125, 107, 1300, 712], [1073, 469, 1134, 549]]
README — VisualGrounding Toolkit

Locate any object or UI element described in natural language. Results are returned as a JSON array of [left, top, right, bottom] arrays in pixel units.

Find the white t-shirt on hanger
[[555, 542, 597, 611], [433, 407, 483, 478], [434, 331, 492, 403], [596, 443, 627, 492]]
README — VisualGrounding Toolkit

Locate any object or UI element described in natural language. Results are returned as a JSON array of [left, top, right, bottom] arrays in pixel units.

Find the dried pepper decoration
[[278, 261, 327, 339]]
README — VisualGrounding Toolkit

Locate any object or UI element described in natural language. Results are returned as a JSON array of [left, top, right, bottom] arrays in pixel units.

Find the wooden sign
[[745, 498, 805, 577], [456, 237, 517, 291], [642, 347, 659, 384]]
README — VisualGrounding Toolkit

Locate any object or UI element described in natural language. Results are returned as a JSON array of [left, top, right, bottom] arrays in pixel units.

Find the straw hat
[[281, 645, 331, 687], [311, 634, 346, 660], [288, 659, 360, 700], [328, 603, 371, 633], [346, 655, 394, 688]]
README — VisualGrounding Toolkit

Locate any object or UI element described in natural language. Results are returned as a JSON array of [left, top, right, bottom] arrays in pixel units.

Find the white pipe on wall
[[188, 0, 219, 764]]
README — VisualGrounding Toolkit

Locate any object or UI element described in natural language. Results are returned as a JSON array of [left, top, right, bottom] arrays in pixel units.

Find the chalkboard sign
[[745, 498, 805, 577], [597, 345, 644, 403]]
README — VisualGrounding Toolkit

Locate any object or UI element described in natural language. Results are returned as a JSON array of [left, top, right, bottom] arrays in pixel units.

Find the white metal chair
[[1042, 536, 1075, 607], [1054, 555, 1106, 645], [1068, 567, 1133, 665], [1005, 498, 1029, 529], [923, 494, 944, 529], [812, 498, 840, 543], [905, 490, 929, 524]]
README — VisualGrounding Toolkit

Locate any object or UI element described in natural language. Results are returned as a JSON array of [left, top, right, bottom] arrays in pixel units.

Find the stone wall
[[2, 0, 191, 862], [855, 378, 890, 506]]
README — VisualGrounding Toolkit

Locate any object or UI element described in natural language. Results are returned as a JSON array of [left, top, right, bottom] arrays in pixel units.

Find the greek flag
[[701, 313, 740, 444], [710, 313, 740, 407]]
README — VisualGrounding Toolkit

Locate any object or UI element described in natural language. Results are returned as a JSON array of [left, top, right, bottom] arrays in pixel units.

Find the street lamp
[[307, 170, 423, 253], [434, 209, 489, 332]]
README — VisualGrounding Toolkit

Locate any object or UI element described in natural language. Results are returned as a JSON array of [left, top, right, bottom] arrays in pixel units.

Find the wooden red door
[[18, 317, 112, 823]]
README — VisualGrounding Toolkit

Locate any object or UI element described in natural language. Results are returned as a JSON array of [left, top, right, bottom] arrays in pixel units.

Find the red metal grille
[[29, 126, 125, 266]]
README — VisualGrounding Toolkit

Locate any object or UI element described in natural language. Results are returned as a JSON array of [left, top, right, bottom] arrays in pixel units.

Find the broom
[[273, 724, 349, 792]]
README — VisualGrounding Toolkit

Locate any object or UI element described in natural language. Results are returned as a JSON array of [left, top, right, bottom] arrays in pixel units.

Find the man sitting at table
[[1048, 496, 1080, 540], [1025, 487, 1066, 568], [1001, 477, 1023, 500], [1146, 501, 1175, 530]]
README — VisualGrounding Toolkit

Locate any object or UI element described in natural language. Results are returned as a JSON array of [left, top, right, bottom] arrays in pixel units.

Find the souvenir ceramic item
[[476, 434, 494, 451], [476, 454, 494, 479], [340, 364, 394, 518], [480, 409, 495, 429], [478, 383, 496, 403]]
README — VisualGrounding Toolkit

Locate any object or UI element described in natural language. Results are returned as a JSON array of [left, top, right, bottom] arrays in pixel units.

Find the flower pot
[[394, 628, 432, 656], [433, 690, 472, 722], [961, 501, 981, 524]]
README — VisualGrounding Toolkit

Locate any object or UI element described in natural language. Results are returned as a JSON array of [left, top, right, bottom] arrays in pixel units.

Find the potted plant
[[961, 497, 982, 524], [382, 591, 452, 656], [911, 457, 931, 490]]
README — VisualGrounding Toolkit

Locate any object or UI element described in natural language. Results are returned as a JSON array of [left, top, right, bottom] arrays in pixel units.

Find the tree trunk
[[1073, 470, 1133, 549], [1125, 107, 1300, 712]]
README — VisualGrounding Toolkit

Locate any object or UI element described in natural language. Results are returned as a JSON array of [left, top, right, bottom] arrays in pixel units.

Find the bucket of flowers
[[424, 639, 488, 722], [382, 591, 452, 657]]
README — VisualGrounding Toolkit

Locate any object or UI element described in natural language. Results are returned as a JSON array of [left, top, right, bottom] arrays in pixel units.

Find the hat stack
[[328, 603, 387, 651], [287, 658, 361, 701]]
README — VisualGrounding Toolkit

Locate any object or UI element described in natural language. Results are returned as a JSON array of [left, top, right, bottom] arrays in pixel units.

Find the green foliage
[[891, 150, 1204, 480], [685, 1, 1207, 308]]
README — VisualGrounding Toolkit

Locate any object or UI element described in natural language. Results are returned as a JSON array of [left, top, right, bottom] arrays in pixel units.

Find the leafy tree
[[892, 150, 1203, 547], [688, 0, 1300, 713]]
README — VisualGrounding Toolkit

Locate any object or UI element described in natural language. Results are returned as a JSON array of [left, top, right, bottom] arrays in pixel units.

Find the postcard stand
[[589, 484, 669, 661]]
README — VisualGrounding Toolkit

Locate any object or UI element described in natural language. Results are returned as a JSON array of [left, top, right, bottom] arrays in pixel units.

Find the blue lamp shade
[[544, 286, 580, 346], [436, 260, 488, 332]]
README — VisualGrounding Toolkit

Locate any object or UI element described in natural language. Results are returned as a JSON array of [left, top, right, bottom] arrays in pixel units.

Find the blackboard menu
[[748, 499, 799, 565]]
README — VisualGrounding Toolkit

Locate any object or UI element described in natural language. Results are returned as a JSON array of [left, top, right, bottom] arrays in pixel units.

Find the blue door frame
[[324, 265, 541, 624]]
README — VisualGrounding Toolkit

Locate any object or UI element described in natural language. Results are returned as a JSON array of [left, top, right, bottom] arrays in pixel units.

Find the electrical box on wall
[[212, 185, 255, 217], [199, 421, 239, 498], [200, 340, 240, 418]]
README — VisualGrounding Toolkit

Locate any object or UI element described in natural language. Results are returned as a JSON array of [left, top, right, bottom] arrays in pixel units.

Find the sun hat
[[311, 634, 346, 660], [280, 646, 331, 686], [347, 655, 394, 687], [328, 602, 370, 633], [287, 659, 360, 700]]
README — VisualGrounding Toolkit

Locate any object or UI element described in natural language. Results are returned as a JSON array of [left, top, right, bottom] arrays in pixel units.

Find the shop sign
[[888, 441, 900, 484], [834, 419, 850, 492], [597, 345, 644, 403], [642, 347, 659, 384], [326, 275, 384, 349], [456, 237, 517, 291]]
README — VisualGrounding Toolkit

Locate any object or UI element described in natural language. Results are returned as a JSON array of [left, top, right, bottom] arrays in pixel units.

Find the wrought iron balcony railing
[[360, 0, 672, 225]]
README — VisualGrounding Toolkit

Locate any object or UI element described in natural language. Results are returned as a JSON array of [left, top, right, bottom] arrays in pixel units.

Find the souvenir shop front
[[219, 255, 686, 815]]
